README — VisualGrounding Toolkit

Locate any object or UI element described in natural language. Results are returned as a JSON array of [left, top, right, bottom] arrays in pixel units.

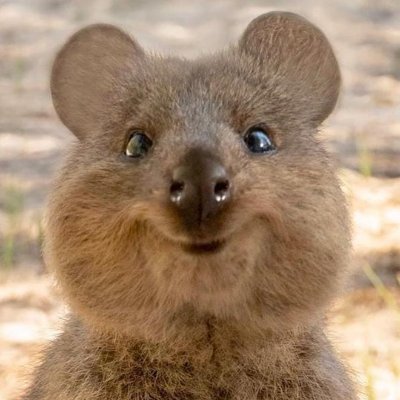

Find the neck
[[81, 306, 319, 358], [67, 312, 327, 399]]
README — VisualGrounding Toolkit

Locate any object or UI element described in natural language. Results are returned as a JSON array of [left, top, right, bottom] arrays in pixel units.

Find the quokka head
[[45, 12, 350, 338]]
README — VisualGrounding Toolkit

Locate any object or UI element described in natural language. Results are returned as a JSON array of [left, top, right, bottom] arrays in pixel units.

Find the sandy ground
[[0, 1, 399, 399]]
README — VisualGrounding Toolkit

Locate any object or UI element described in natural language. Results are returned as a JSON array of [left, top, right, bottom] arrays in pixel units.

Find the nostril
[[214, 179, 230, 203], [170, 181, 185, 204]]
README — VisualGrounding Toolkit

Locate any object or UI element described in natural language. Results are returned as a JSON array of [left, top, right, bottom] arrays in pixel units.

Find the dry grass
[[1, 185, 24, 271], [361, 265, 400, 399]]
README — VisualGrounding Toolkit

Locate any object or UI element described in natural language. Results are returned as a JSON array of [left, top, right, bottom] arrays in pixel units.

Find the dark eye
[[125, 132, 153, 158], [243, 127, 276, 154]]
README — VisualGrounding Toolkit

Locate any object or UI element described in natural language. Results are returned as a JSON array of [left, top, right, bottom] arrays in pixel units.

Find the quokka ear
[[239, 12, 341, 126], [51, 24, 144, 139]]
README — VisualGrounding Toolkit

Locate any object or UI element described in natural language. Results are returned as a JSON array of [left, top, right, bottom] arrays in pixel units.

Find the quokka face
[[45, 12, 350, 338]]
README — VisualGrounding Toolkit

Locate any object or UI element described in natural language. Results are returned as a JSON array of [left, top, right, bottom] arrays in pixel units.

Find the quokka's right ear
[[51, 24, 144, 139]]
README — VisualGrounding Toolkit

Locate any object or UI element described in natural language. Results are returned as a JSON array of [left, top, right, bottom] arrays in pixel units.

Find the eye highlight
[[243, 127, 276, 154], [125, 132, 153, 158]]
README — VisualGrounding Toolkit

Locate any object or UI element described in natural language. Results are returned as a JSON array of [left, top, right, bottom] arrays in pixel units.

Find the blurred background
[[0, 0, 399, 399]]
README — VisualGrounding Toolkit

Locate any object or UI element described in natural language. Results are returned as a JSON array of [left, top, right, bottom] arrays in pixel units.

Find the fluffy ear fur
[[51, 24, 144, 139], [239, 12, 340, 126]]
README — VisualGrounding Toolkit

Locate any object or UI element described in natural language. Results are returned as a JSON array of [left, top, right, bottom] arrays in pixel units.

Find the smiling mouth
[[181, 239, 226, 255]]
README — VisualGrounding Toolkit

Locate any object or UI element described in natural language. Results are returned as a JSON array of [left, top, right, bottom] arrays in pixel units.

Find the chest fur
[[84, 337, 329, 400]]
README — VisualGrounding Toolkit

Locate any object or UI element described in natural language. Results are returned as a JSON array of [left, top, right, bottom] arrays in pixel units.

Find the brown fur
[[24, 12, 357, 399]]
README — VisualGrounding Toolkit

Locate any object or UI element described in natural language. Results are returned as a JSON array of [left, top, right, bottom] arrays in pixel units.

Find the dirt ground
[[0, 1, 399, 399]]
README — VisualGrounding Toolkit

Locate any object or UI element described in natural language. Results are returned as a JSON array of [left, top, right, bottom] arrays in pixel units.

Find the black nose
[[170, 149, 231, 230]]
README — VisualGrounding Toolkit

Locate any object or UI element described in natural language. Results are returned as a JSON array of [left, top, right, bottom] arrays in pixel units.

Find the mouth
[[181, 239, 227, 255]]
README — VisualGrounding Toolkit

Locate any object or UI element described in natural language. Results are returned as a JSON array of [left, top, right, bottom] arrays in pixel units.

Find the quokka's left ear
[[239, 12, 341, 126]]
